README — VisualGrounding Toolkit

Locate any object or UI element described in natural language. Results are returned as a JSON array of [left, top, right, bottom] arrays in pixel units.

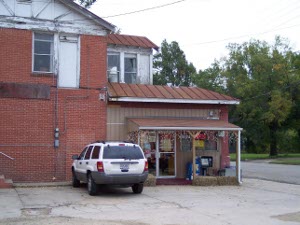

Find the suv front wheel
[[132, 183, 144, 194], [72, 170, 80, 188], [87, 173, 98, 196]]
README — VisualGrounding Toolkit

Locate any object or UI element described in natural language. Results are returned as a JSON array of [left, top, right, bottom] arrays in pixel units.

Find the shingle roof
[[107, 34, 159, 50], [107, 83, 240, 105]]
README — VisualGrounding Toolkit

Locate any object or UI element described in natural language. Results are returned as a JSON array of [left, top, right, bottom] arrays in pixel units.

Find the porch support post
[[189, 131, 200, 181], [236, 130, 242, 184]]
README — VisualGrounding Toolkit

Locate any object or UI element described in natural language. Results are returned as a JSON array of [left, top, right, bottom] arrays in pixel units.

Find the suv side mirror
[[72, 155, 79, 160]]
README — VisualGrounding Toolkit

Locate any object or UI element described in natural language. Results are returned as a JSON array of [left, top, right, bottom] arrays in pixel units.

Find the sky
[[90, 0, 300, 71]]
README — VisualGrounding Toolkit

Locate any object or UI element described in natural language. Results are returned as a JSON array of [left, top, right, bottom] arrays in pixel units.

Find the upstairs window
[[107, 52, 137, 84], [33, 33, 54, 73], [107, 52, 120, 82], [125, 54, 137, 84]]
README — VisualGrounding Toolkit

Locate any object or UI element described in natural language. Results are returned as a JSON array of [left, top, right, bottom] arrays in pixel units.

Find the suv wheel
[[72, 170, 80, 188], [87, 173, 98, 196], [132, 183, 144, 194]]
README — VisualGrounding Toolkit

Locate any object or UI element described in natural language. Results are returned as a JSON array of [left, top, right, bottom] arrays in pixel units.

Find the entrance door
[[58, 35, 79, 88], [157, 132, 175, 177]]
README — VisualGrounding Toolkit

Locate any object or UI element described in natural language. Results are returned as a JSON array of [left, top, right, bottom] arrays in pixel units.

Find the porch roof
[[128, 118, 242, 132]]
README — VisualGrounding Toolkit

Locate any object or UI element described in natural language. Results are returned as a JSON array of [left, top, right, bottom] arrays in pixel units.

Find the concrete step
[[0, 175, 13, 189]]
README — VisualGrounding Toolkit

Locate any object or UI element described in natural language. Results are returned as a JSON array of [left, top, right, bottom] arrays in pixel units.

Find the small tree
[[153, 39, 196, 86]]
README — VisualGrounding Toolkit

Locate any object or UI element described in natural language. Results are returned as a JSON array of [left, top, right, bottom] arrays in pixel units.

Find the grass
[[230, 153, 300, 162], [269, 159, 300, 165]]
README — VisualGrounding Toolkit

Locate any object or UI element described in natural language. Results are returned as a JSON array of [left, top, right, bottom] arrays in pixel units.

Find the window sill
[[31, 72, 56, 77]]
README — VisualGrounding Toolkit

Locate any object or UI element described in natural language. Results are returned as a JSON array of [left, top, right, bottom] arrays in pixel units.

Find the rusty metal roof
[[108, 83, 240, 105], [107, 34, 159, 50], [128, 118, 242, 131]]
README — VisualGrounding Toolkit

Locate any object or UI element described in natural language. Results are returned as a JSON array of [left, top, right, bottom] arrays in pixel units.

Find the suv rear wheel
[[132, 183, 144, 194], [87, 173, 98, 196]]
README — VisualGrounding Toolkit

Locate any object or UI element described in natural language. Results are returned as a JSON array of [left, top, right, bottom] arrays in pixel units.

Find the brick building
[[0, 0, 114, 182], [0, 0, 242, 185]]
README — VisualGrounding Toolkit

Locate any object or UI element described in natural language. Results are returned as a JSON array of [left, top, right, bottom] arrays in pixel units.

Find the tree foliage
[[153, 39, 196, 86], [75, 0, 96, 8], [193, 36, 300, 155]]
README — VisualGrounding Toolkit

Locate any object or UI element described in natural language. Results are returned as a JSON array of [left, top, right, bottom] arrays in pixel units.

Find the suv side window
[[79, 147, 88, 160], [84, 146, 93, 160], [91, 146, 100, 159]]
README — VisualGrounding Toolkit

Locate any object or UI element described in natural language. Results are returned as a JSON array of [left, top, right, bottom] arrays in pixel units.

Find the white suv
[[71, 141, 148, 195]]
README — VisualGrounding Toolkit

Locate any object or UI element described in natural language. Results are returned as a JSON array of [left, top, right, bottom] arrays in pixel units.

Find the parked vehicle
[[71, 141, 148, 195]]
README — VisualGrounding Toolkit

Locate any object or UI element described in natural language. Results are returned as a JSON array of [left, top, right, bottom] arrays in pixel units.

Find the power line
[[102, 0, 187, 18], [187, 23, 300, 46]]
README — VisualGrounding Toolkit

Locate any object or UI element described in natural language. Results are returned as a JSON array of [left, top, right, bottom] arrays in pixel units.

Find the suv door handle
[[86, 162, 88, 165], [79, 162, 82, 165]]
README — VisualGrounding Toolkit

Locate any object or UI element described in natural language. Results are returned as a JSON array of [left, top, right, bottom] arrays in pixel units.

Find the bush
[[144, 174, 156, 186]]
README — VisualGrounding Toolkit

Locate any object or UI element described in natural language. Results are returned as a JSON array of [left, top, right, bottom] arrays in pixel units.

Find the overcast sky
[[90, 0, 300, 71]]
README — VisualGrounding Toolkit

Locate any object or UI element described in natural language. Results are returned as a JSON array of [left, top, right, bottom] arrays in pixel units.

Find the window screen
[[124, 54, 137, 84], [103, 146, 144, 159], [107, 53, 120, 82], [33, 33, 54, 72]]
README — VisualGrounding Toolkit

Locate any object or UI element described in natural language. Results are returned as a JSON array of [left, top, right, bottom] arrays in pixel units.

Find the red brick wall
[[0, 28, 107, 182]]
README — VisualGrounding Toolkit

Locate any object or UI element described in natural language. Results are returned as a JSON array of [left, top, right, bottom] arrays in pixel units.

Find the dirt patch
[[273, 211, 300, 223]]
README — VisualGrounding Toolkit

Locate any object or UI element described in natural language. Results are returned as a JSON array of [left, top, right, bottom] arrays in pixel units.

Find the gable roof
[[107, 34, 159, 50], [108, 82, 240, 105], [59, 0, 115, 32]]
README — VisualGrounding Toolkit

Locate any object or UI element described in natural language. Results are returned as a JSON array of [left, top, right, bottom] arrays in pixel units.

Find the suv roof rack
[[93, 140, 106, 144]]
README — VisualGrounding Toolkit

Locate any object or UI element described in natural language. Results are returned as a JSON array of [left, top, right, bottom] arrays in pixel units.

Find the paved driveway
[[1, 179, 300, 225], [240, 161, 300, 185]]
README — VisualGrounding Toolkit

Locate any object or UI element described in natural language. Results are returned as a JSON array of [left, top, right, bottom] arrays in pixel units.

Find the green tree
[[192, 59, 226, 94], [75, 0, 96, 8], [153, 39, 196, 86], [193, 37, 299, 156]]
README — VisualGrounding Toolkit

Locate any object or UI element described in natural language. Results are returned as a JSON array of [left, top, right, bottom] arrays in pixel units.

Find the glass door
[[157, 132, 175, 177]]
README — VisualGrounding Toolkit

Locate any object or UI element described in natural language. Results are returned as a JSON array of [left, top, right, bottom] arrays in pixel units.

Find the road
[[239, 160, 300, 185], [1, 179, 300, 225]]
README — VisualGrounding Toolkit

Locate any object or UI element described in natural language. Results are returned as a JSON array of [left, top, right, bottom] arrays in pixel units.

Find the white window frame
[[32, 32, 54, 73], [124, 53, 137, 84], [107, 52, 121, 82], [107, 51, 139, 84]]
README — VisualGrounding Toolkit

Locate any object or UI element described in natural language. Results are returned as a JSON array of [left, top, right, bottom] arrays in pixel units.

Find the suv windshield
[[103, 146, 144, 159]]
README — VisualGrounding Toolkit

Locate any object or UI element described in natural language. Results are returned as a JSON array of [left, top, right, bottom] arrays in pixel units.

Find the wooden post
[[235, 130, 241, 183]]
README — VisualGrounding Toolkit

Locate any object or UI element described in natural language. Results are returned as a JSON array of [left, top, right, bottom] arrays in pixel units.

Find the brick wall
[[0, 28, 107, 182]]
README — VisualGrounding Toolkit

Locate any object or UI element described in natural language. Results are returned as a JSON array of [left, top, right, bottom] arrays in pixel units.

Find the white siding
[[0, 0, 108, 35]]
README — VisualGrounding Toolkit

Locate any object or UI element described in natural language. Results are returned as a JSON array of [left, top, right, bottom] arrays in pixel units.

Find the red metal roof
[[107, 34, 159, 50], [108, 83, 240, 104], [128, 118, 242, 131]]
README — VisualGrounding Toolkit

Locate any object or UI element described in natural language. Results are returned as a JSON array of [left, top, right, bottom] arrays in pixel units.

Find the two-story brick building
[[0, 0, 242, 185]]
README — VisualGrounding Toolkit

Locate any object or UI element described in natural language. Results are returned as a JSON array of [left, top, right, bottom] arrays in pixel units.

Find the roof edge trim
[[109, 97, 240, 105], [138, 126, 243, 131], [58, 0, 116, 32]]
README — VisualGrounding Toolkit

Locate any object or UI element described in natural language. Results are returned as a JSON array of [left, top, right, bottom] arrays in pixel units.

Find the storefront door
[[157, 132, 175, 177], [140, 131, 176, 178]]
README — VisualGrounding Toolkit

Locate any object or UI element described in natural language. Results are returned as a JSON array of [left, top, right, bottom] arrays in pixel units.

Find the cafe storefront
[[107, 82, 242, 183], [127, 118, 242, 182]]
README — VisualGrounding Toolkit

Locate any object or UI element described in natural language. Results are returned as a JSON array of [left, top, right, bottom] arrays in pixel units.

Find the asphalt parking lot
[[1, 179, 300, 225]]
